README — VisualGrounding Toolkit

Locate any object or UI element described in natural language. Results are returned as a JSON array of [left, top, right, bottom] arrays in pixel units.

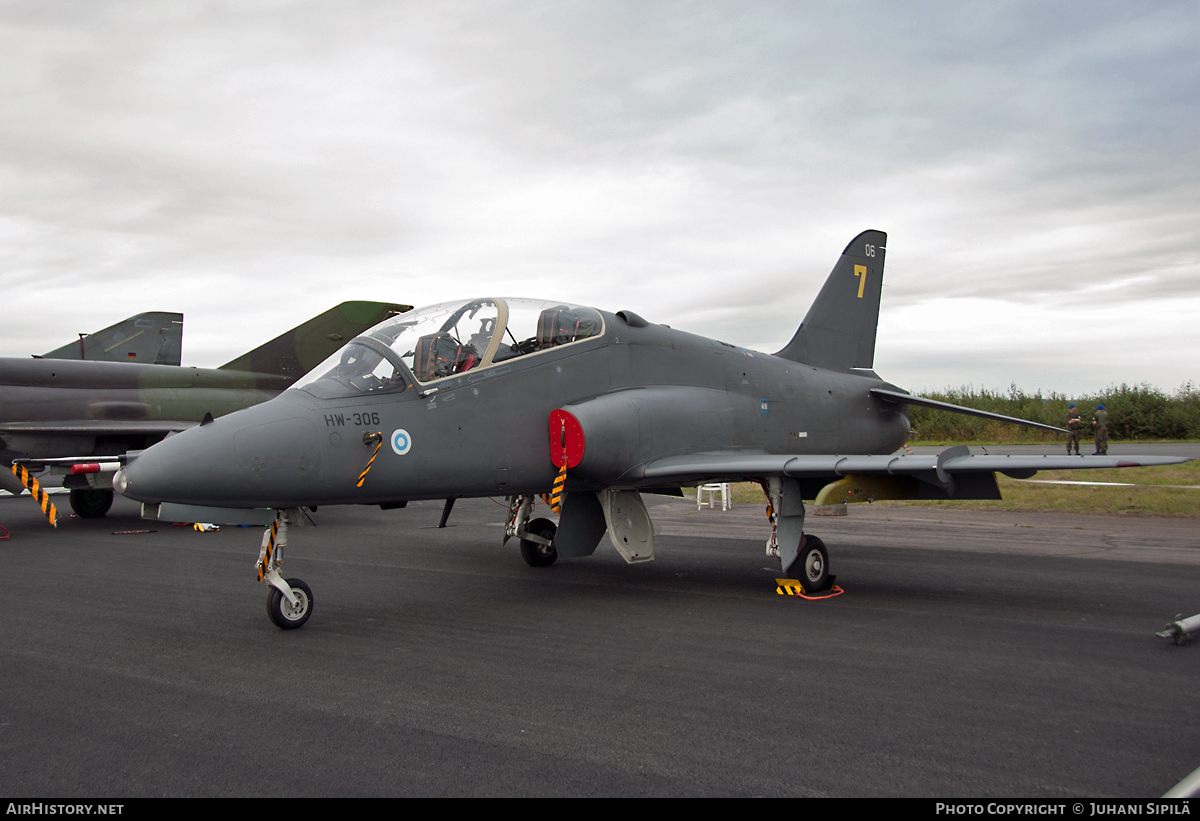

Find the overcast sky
[[1, 1, 1196, 396]]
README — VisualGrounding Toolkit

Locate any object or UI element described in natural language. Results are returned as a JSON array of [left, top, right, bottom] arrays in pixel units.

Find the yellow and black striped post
[[543, 463, 566, 514], [11, 464, 58, 528]]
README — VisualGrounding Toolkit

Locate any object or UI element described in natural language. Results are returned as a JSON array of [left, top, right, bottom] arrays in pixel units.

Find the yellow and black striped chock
[[11, 464, 58, 528], [776, 578, 805, 596]]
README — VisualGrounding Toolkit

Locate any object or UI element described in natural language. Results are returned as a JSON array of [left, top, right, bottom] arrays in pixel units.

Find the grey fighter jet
[[111, 231, 1190, 629], [3, 301, 410, 517]]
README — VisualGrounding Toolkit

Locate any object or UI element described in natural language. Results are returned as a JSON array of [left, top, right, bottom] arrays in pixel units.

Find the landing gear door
[[598, 489, 655, 563]]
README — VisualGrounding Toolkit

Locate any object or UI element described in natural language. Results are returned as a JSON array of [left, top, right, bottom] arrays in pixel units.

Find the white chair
[[697, 483, 731, 511]]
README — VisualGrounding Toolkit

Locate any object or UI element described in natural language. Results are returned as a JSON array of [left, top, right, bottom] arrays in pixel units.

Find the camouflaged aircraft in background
[[110, 231, 1190, 630], [2, 301, 411, 517], [38, 311, 185, 366]]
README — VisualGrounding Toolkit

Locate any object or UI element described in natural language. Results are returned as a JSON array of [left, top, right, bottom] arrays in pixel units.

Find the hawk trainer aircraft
[[112, 231, 1190, 629]]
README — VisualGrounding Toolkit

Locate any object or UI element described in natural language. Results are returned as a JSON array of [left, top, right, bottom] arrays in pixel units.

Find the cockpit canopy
[[292, 298, 604, 399]]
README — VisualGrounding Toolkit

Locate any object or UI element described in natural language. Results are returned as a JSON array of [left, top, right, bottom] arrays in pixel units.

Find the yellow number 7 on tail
[[854, 265, 867, 298]]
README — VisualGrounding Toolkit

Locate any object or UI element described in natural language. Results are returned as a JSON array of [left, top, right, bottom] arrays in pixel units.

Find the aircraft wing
[[638, 448, 1191, 485]]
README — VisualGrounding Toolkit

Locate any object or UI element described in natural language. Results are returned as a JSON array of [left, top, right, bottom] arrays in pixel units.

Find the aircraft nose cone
[[117, 423, 240, 505], [117, 399, 323, 508]]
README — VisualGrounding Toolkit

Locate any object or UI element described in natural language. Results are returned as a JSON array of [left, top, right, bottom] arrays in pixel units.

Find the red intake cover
[[548, 409, 585, 468]]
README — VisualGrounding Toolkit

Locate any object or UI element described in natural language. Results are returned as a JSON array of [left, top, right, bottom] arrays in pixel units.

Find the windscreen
[[290, 341, 407, 399], [365, 299, 502, 383]]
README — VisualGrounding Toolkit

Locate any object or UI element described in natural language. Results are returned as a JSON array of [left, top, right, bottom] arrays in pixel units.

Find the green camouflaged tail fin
[[219, 301, 412, 379]]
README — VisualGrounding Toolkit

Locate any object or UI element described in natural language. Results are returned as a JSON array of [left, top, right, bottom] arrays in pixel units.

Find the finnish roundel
[[390, 429, 412, 455]]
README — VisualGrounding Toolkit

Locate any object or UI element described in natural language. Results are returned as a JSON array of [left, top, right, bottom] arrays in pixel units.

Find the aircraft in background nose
[[4, 301, 411, 520], [112, 231, 1191, 630]]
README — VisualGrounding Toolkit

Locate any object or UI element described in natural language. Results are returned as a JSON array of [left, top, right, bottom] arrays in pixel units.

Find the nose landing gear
[[256, 511, 314, 630]]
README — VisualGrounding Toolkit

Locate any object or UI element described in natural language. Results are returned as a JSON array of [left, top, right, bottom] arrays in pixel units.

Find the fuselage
[[0, 357, 291, 461], [117, 303, 911, 509]]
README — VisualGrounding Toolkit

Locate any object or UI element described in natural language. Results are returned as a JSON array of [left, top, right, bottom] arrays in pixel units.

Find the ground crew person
[[1093, 404, 1108, 455], [1066, 403, 1083, 455]]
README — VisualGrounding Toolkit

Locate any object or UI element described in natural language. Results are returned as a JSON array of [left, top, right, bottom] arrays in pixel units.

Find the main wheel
[[520, 517, 558, 567], [69, 488, 113, 518], [787, 535, 829, 593], [267, 578, 313, 629]]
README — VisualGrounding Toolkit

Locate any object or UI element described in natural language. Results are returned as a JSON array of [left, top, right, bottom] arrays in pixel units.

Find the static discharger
[[776, 578, 844, 600], [10, 464, 57, 527]]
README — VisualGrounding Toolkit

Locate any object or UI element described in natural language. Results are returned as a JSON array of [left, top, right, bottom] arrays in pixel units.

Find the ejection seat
[[413, 333, 480, 382], [536, 306, 598, 350]]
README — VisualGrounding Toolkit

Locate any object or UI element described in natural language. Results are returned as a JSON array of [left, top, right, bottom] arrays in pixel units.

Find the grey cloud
[[0, 1, 1196, 391]]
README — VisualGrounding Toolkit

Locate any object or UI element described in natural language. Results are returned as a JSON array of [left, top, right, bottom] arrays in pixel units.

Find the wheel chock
[[775, 577, 844, 600]]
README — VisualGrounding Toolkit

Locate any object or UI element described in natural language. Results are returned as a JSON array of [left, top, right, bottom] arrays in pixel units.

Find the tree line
[[906, 383, 1200, 442]]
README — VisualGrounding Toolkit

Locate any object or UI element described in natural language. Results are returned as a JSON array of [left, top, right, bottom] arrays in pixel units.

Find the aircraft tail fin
[[774, 230, 886, 372], [40, 312, 183, 365], [219, 301, 412, 379]]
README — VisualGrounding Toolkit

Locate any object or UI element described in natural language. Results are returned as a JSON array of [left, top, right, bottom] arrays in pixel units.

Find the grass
[[691, 459, 1200, 518]]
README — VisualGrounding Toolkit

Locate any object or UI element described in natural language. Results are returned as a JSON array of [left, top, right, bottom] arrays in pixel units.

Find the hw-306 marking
[[324, 412, 381, 427]]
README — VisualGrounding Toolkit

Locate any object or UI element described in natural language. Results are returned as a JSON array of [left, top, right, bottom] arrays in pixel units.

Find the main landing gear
[[764, 477, 833, 593], [69, 488, 113, 518], [256, 511, 313, 629], [505, 495, 558, 567]]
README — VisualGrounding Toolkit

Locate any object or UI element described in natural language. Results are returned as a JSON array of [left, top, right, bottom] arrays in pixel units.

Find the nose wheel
[[267, 578, 313, 629]]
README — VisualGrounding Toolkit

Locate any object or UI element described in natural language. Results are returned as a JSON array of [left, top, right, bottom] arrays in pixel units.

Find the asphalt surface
[[1, 492, 1199, 797]]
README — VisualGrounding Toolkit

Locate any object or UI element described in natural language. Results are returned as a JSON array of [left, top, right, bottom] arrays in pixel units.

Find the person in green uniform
[[1066, 403, 1082, 455], [1093, 404, 1108, 455]]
